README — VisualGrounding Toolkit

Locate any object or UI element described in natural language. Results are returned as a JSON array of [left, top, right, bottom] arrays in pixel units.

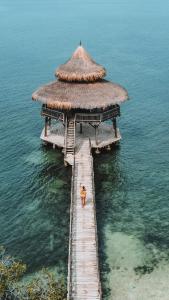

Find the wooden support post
[[80, 123, 82, 134], [45, 117, 48, 137], [95, 148, 100, 154], [95, 126, 99, 145], [64, 159, 68, 167], [48, 117, 51, 127], [113, 118, 117, 138]]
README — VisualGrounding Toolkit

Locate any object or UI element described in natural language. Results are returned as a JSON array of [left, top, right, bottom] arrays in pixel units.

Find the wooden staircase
[[64, 117, 75, 165]]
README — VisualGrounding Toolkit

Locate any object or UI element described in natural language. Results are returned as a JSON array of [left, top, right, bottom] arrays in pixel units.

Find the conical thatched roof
[[32, 80, 128, 110], [32, 45, 128, 111], [56, 46, 106, 82]]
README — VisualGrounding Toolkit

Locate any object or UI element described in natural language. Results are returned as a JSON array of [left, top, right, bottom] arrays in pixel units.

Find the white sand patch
[[105, 228, 169, 300]]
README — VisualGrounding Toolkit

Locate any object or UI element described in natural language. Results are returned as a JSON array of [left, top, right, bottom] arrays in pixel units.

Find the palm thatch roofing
[[32, 80, 128, 110], [32, 45, 128, 110], [56, 45, 106, 82]]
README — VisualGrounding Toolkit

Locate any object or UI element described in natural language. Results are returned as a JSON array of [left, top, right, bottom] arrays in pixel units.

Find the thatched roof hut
[[32, 45, 128, 111]]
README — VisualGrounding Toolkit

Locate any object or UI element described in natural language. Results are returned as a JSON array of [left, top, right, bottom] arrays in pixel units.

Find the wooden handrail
[[67, 118, 75, 298], [73, 117, 76, 155], [92, 165, 102, 299], [89, 140, 102, 299], [41, 105, 64, 121], [75, 113, 101, 123], [64, 116, 68, 157], [102, 106, 120, 121], [67, 155, 75, 299]]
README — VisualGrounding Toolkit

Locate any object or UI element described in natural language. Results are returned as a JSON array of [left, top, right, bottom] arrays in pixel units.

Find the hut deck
[[68, 139, 101, 300], [41, 122, 121, 149]]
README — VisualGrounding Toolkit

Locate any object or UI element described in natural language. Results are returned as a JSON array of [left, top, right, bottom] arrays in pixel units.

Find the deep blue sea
[[0, 0, 169, 299]]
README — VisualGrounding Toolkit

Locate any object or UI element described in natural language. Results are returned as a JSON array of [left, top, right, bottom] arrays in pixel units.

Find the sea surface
[[0, 0, 169, 299]]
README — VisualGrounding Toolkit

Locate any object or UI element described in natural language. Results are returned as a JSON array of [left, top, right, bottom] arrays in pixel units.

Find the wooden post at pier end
[[113, 117, 117, 138], [95, 125, 99, 145]]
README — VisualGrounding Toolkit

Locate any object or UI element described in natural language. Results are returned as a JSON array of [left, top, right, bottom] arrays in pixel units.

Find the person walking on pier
[[80, 185, 87, 207]]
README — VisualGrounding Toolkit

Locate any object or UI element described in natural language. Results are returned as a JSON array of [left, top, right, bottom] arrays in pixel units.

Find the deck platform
[[40, 122, 121, 150], [68, 139, 101, 299]]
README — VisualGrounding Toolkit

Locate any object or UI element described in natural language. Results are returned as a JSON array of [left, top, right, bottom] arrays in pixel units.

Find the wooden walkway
[[68, 139, 101, 300]]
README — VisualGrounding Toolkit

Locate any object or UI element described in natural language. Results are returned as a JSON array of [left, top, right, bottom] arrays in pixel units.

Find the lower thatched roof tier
[[32, 80, 128, 110]]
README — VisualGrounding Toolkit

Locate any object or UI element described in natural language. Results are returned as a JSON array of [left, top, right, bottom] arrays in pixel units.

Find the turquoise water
[[1, 0, 169, 298]]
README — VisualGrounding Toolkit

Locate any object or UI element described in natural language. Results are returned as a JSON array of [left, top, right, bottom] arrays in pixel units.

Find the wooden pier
[[33, 45, 129, 300], [67, 139, 102, 300]]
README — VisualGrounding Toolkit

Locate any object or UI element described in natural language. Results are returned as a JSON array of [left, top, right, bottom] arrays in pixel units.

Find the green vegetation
[[0, 246, 66, 300]]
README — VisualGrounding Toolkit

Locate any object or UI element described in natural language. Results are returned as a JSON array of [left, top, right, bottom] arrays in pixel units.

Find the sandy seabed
[[105, 228, 169, 300]]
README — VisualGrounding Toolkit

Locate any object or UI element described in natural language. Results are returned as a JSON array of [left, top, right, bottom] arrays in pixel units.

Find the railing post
[[80, 123, 82, 134]]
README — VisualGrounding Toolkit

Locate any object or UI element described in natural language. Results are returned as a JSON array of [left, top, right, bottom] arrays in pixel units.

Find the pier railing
[[67, 154, 75, 299], [89, 140, 102, 299], [75, 113, 101, 123], [64, 116, 68, 157], [73, 117, 76, 155], [41, 105, 120, 124], [75, 106, 120, 124], [41, 105, 64, 121], [102, 106, 120, 121]]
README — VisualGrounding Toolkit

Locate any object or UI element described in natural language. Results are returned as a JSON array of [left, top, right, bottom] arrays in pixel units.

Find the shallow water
[[0, 0, 169, 298]]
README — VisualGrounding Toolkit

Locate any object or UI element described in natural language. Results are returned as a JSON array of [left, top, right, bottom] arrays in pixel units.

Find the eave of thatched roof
[[55, 46, 106, 82], [32, 80, 128, 110]]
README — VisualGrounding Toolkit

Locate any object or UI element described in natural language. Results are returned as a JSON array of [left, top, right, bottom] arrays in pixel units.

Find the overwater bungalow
[[32, 45, 128, 165], [32, 45, 128, 300]]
